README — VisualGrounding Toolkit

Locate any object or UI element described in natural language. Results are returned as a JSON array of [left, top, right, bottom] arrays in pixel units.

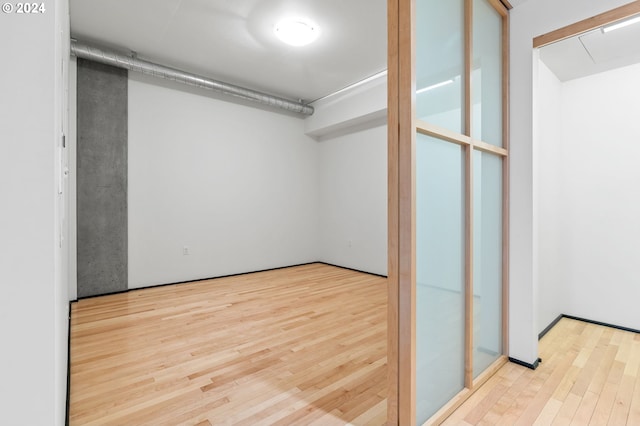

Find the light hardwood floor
[[71, 265, 640, 425], [443, 317, 640, 425], [69, 263, 387, 425]]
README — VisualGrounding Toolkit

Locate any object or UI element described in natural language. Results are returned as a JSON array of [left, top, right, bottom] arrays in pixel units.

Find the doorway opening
[[534, 2, 640, 339]]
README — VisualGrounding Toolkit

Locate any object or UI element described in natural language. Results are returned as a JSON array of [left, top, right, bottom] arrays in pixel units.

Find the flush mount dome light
[[274, 19, 320, 46]]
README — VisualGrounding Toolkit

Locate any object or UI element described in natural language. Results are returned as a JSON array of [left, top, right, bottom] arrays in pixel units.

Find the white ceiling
[[70, 0, 387, 102], [540, 14, 640, 82]]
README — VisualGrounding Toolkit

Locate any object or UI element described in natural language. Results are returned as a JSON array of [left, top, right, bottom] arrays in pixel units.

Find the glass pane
[[416, 0, 465, 133], [472, 0, 502, 146], [416, 133, 466, 423], [473, 150, 503, 378]]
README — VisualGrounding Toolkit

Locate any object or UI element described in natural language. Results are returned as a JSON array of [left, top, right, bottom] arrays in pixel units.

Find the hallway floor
[[443, 318, 640, 425]]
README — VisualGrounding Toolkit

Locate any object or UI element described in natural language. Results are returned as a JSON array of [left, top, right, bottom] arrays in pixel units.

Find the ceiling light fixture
[[602, 15, 640, 33], [274, 19, 320, 46], [416, 79, 454, 94]]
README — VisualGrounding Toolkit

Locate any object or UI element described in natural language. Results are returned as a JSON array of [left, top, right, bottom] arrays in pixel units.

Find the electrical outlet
[[183, 246, 190, 255]]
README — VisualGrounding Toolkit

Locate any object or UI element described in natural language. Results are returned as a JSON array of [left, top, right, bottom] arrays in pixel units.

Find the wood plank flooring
[[442, 317, 640, 425], [70, 264, 640, 425], [69, 263, 387, 425]]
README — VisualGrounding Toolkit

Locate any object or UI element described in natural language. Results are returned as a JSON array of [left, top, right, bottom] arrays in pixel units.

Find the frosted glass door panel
[[472, 150, 503, 377], [416, 0, 464, 132], [472, 0, 502, 147], [416, 133, 466, 423]]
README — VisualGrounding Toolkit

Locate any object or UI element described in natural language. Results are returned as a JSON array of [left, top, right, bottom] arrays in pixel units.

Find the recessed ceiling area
[[539, 13, 640, 82], [70, 0, 387, 102]]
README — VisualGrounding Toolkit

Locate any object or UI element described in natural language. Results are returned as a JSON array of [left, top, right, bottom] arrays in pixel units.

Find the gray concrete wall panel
[[76, 59, 128, 298]]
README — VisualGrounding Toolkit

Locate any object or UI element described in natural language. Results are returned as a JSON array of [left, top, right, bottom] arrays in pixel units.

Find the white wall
[[66, 67, 389, 296], [560, 63, 640, 330], [128, 74, 320, 288], [310, 75, 388, 276], [0, 0, 69, 423], [317, 125, 388, 275], [537, 62, 640, 331], [510, 0, 630, 364], [535, 60, 566, 333]]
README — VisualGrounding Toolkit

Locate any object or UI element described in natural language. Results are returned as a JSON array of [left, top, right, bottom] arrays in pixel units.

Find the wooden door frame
[[387, 0, 416, 423], [533, 0, 640, 48]]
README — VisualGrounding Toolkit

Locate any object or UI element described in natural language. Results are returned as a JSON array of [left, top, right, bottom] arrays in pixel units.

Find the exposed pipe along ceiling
[[71, 40, 315, 116]]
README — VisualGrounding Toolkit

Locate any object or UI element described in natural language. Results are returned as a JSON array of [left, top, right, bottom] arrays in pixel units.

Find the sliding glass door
[[388, 0, 509, 424], [416, 133, 466, 421]]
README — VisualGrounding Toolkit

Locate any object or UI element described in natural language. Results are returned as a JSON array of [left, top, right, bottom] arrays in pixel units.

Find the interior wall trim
[[533, 0, 640, 48], [73, 262, 384, 301], [317, 262, 388, 278], [74, 262, 317, 301], [538, 314, 563, 340], [508, 356, 541, 370], [530, 313, 640, 379], [65, 301, 72, 426], [562, 314, 640, 335], [538, 314, 640, 342]]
